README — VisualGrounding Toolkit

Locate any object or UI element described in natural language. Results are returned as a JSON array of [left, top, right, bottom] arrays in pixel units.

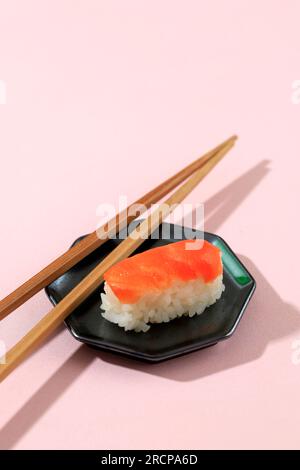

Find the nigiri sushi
[[101, 239, 225, 332]]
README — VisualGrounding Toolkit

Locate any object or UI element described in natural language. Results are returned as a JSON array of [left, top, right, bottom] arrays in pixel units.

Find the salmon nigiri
[[101, 239, 224, 332]]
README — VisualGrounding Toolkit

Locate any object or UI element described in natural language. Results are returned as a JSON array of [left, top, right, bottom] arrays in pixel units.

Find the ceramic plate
[[45, 222, 256, 362]]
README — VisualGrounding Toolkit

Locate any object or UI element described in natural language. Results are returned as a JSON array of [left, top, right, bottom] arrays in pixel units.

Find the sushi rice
[[101, 275, 225, 332]]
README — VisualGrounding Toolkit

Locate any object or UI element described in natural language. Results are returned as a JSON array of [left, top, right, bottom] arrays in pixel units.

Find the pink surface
[[0, 0, 300, 450]]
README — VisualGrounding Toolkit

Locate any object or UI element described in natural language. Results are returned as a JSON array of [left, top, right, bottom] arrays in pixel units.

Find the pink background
[[1, 0, 300, 450]]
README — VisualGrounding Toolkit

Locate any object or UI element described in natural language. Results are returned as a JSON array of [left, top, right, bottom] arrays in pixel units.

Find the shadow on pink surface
[[99, 256, 300, 379], [2, 160, 299, 449], [0, 347, 95, 450], [1, 258, 299, 449], [204, 159, 270, 233]]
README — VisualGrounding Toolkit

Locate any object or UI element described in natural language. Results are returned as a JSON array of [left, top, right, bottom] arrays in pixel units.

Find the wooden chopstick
[[0, 138, 236, 381], [0, 135, 237, 321]]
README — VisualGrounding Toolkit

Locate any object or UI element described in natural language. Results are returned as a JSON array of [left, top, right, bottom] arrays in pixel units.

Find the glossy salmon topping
[[103, 239, 223, 304]]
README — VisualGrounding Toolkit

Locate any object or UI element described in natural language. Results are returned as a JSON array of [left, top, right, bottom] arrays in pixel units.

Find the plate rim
[[45, 223, 256, 362]]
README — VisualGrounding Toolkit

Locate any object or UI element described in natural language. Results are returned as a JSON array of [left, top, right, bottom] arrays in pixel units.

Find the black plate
[[45, 222, 256, 362]]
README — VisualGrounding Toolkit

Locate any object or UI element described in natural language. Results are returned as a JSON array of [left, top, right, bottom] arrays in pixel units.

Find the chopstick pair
[[0, 135, 235, 321], [0, 136, 237, 381]]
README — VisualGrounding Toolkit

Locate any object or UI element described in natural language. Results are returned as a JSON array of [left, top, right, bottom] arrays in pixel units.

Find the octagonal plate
[[45, 222, 256, 362]]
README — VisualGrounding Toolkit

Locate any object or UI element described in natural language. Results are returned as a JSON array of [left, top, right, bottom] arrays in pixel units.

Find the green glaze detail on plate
[[212, 239, 251, 286]]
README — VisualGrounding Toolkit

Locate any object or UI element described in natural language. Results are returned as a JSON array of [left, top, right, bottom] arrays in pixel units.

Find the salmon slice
[[103, 240, 223, 304]]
